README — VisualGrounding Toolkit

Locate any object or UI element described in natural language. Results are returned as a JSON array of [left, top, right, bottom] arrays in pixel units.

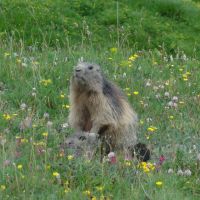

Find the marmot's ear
[[78, 57, 84, 64]]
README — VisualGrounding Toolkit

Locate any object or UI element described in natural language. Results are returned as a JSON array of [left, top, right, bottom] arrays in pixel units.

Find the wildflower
[[96, 186, 104, 191], [4, 52, 10, 57], [62, 104, 70, 109], [43, 112, 49, 119], [16, 59, 21, 64], [83, 190, 91, 196], [158, 155, 166, 165], [60, 93, 65, 99], [147, 126, 157, 132], [32, 92, 36, 97], [40, 79, 52, 86], [3, 113, 12, 120], [92, 196, 97, 200], [62, 123, 69, 128], [20, 103, 27, 110], [0, 185, 6, 190], [155, 181, 163, 187], [42, 132, 48, 137], [167, 168, 174, 174], [172, 96, 178, 102], [67, 155, 74, 160], [17, 164, 23, 170], [45, 164, 51, 170], [128, 53, 139, 61], [108, 152, 117, 164], [164, 92, 170, 97], [21, 138, 28, 143], [64, 188, 71, 193], [110, 47, 118, 53], [53, 172, 60, 178], [120, 60, 132, 67], [140, 120, 144, 125], [184, 169, 192, 176], [124, 160, 131, 167], [179, 101, 185, 104], [179, 68, 183, 72], [177, 169, 184, 176], [133, 91, 139, 95], [155, 94, 161, 99], [169, 115, 174, 120], [139, 162, 155, 173]]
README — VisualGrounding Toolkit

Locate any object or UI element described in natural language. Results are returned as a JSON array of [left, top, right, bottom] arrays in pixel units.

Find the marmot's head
[[72, 61, 103, 91]]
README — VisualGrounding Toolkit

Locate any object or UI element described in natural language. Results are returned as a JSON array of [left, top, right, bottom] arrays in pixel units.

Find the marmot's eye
[[88, 65, 93, 70]]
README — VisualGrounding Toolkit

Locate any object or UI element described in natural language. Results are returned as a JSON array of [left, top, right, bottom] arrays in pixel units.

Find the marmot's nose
[[75, 69, 81, 72]]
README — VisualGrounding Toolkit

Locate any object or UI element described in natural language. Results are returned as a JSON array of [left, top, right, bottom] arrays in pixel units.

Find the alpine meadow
[[0, 0, 200, 199]]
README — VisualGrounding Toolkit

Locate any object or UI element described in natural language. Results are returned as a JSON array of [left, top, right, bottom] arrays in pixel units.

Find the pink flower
[[108, 152, 117, 164], [159, 155, 166, 165]]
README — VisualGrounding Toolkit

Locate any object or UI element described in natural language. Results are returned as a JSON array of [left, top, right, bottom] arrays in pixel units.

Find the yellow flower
[[60, 94, 65, 99], [147, 126, 157, 132], [62, 104, 70, 109], [140, 120, 144, 125], [67, 155, 74, 160], [169, 115, 174, 120], [64, 188, 71, 193], [156, 181, 163, 187], [17, 164, 23, 170], [110, 47, 118, 53], [0, 185, 6, 190], [46, 164, 51, 170], [21, 138, 28, 143], [42, 132, 48, 137], [16, 59, 21, 64], [179, 68, 183, 72], [139, 162, 155, 173], [133, 91, 139, 95], [96, 186, 104, 191], [40, 79, 52, 86], [52, 172, 60, 177], [179, 101, 184, 104], [125, 161, 131, 167], [3, 113, 12, 120], [128, 53, 139, 61], [92, 197, 97, 200], [83, 190, 91, 196]]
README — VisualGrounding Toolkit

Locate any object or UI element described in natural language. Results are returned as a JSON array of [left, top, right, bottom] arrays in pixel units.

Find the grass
[[0, 0, 200, 199]]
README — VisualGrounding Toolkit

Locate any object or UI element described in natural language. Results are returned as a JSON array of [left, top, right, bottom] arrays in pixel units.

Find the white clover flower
[[184, 169, 192, 176], [177, 169, 184, 176], [172, 96, 178, 102], [43, 112, 49, 119], [164, 92, 170, 97], [62, 123, 69, 128], [167, 168, 174, 174], [20, 103, 27, 110]]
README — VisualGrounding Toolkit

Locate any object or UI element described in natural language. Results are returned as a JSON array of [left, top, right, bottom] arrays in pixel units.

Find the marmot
[[68, 61, 149, 160]]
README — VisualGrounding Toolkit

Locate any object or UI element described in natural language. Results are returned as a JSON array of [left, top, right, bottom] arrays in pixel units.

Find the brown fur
[[68, 61, 138, 154]]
